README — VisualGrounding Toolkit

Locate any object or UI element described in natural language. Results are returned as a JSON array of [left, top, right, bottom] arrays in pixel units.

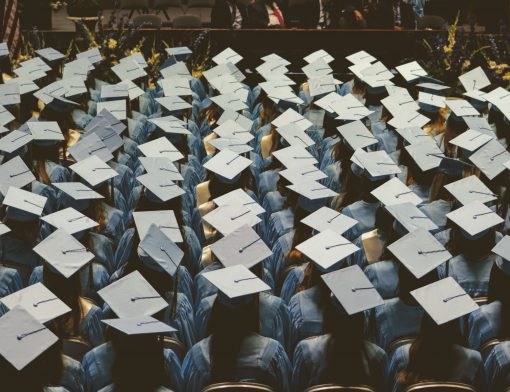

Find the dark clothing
[[367, 0, 415, 29], [295, 0, 343, 29], [211, 0, 248, 28], [246, 0, 287, 28]]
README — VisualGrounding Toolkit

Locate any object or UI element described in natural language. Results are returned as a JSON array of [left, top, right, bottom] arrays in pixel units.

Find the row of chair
[[120, 0, 214, 19]]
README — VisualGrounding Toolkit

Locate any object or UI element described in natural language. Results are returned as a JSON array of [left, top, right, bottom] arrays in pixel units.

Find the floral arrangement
[[49, 0, 100, 12]]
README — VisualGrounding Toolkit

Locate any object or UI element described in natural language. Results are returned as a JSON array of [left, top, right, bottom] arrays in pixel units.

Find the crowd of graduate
[[0, 41, 510, 392]]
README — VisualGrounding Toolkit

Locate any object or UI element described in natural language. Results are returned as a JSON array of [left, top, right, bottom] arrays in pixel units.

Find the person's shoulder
[[453, 345, 482, 366]]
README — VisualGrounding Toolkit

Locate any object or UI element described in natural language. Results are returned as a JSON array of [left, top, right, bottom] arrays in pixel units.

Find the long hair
[[398, 267, 438, 305], [208, 295, 260, 383], [111, 333, 168, 392], [398, 315, 462, 388], [28, 143, 62, 185], [447, 226, 496, 259], [488, 264, 510, 339]]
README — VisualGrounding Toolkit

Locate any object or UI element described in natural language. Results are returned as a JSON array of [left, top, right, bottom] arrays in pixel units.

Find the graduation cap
[[386, 202, 439, 234], [272, 145, 318, 169], [36, 47, 65, 63], [159, 77, 192, 97], [155, 96, 192, 113], [371, 177, 422, 206], [138, 137, 184, 162], [213, 47, 243, 65], [27, 121, 64, 143], [418, 91, 446, 112], [395, 61, 428, 83], [449, 129, 493, 153], [446, 99, 479, 118], [149, 116, 191, 136], [160, 61, 192, 80], [98, 271, 168, 318], [136, 173, 185, 202], [96, 100, 126, 120], [321, 265, 383, 315], [120, 52, 148, 69], [272, 108, 313, 132], [459, 66, 491, 92], [468, 139, 510, 180], [138, 224, 183, 278], [278, 166, 328, 184], [345, 50, 376, 65], [4, 187, 47, 219], [0, 283, 71, 323], [296, 229, 359, 271], [308, 75, 338, 98], [0, 130, 33, 153], [0, 306, 59, 370], [0, 156, 35, 196], [218, 109, 253, 131], [286, 180, 338, 201], [485, 87, 510, 119], [133, 210, 183, 243], [102, 316, 176, 335], [300, 206, 358, 236], [332, 94, 373, 121], [210, 93, 248, 112], [388, 110, 430, 129], [208, 137, 252, 154], [210, 224, 272, 269], [76, 47, 102, 65], [405, 140, 445, 172], [52, 182, 104, 212], [0, 83, 21, 106], [63, 77, 88, 98], [41, 207, 98, 235], [304, 49, 334, 64], [166, 46, 192, 58], [0, 105, 15, 126], [493, 235, 510, 276], [446, 200, 503, 239], [394, 127, 432, 146], [86, 109, 127, 135], [444, 175, 498, 205], [202, 204, 261, 236], [337, 120, 378, 150], [202, 264, 270, 299], [69, 155, 119, 187], [302, 58, 332, 79], [411, 277, 478, 325], [357, 150, 401, 179], [138, 157, 184, 181], [213, 188, 265, 216], [101, 83, 129, 100], [388, 228, 450, 278], [69, 133, 113, 163], [112, 60, 147, 82], [213, 119, 254, 144], [203, 149, 252, 181], [276, 124, 315, 148]]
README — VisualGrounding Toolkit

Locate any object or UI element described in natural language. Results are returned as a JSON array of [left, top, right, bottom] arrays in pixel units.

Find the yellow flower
[[461, 59, 471, 71], [107, 39, 117, 49], [443, 45, 453, 54], [503, 72, 510, 81], [488, 61, 498, 69]]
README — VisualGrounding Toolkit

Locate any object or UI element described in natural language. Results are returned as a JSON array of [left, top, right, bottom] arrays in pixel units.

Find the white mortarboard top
[[213, 188, 265, 216], [14, 62, 47, 81], [5, 77, 39, 95], [301, 206, 358, 236], [0, 221, 11, 236], [63, 76, 88, 98], [302, 58, 332, 79], [469, 139, 510, 180], [332, 94, 373, 121], [395, 126, 432, 145], [493, 236, 510, 275], [388, 110, 430, 129], [76, 47, 102, 65], [388, 228, 450, 278], [276, 124, 315, 148], [447, 200, 503, 237], [138, 157, 183, 181], [346, 50, 376, 65], [416, 82, 450, 92], [360, 61, 394, 85], [386, 203, 439, 233], [120, 52, 148, 69], [0, 129, 33, 153], [256, 61, 289, 80], [485, 87, 510, 118], [296, 229, 359, 271], [213, 47, 243, 65], [464, 89, 487, 102], [349, 62, 371, 80], [102, 316, 176, 335], [444, 175, 497, 205], [203, 204, 261, 236], [304, 49, 334, 64], [124, 80, 145, 101], [149, 116, 191, 135], [261, 53, 290, 65], [203, 264, 270, 299], [52, 182, 104, 200], [208, 75, 247, 101], [459, 66, 491, 92], [395, 61, 428, 82], [27, 121, 64, 141], [101, 83, 129, 100], [69, 133, 113, 162], [371, 177, 422, 206], [98, 270, 168, 318], [287, 180, 338, 200], [0, 156, 35, 196], [159, 77, 192, 97], [210, 93, 248, 112], [0, 83, 21, 106], [411, 277, 478, 325], [272, 145, 318, 169], [138, 137, 184, 162], [337, 120, 378, 150], [405, 140, 445, 171], [133, 210, 183, 243], [278, 166, 327, 184], [136, 174, 185, 202], [203, 149, 252, 180], [4, 187, 46, 216], [418, 91, 447, 108], [218, 109, 253, 131], [62, 58, 92, 80], [381, 92, 419, 117], [0, 283, 71, 323], [446, 99, 479, 117], [112, 60, 146, 82], [160, 61, 192, 80], [166, 46, 192, 57], [139, 224, 183, 277], [272, 108, 313, 132], [41, 207, 98, 234], [208, 137, 252, 154], [33, 229, 94, 278], [213, 119, 254, 144], [86, 108, 126, 135], [358, 150, 401, 177], [0, 105, 15, 126], [211, 224, 271, 269], [308, 75, 338, 98], [96, 100, 126, 120], [313, 91, 342, 113], [70, 155, 118, 187], [0, 306, 59, 371], [321, 265, 383, 315], [155, 96, 192, 112], [33, 80, 66, 104], [386, 85, 408, 96], [84, 125, 123, 154], [449, 129, 493, 153], [0, 42, 8, 57], [36, 47, 65, 62]]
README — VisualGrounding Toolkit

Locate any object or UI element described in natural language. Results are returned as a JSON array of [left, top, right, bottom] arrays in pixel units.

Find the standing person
[[211, 0, 248, 28], [247, 0, 287, 28]]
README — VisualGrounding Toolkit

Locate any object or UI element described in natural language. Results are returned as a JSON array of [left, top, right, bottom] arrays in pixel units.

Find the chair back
[[133, 14, 163, 27], [201, 383, 275, 392], [304, 385, 376, 392], [172, 14, 202, 27], [154, 0, 183, 7], [388, 336, 416, 356], [404, 382, 477, 392], [417, 15, 447, 30], [187, 0, 215, 8], [121, 0, 150, 8], [62, 337, 92, 362], [162, 336, 187, 362]]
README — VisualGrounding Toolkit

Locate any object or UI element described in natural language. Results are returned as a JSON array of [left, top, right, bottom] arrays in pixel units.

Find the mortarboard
[[102, 316, 176, 335], [96, 100, 126, 121], [112, 60, 147, 82], [468, 139, 510, 180], [133, 210, 183, 243], [69, 133, 113, 163], [0, 156, 35, 196], [203, 149, 252, 180], [136, 173, 185, 202], [286, 180, 338, 200], [202, 264, 270, 299], [202, 204, 261, 236], [371, 177, 422, 206], [138, 224, 183, 277], [4, 187, 46, 217], [213, 188, 265, 216], [300, 206, 358, 236], [137, 137, 184, 162], [404, 140, 445, 172], [446, 200, 503, 239], [337, 120, 378, 150], [278, 166, 327, 184], [138, 157, 184, 181], [449, 129, 493, 153], [212, 47, 243, 65], [395, 61, 428, 83], [444, 175, 498, 205], [41, 207, 98, 235], [69, 155, 119, 187], [386, 202, 439, 234]]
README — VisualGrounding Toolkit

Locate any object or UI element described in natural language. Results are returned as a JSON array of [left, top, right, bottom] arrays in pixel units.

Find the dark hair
[[488, 264, 510, 339], [208, 295, 260, 383], [398, 267, 438, 305], [447, 226, 496, 258], [206, 169, 255, 201]]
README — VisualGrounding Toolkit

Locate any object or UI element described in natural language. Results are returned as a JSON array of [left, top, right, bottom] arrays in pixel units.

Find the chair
[[417, 15, 448, 30], [132, 14, 163, 27], [62, 337, 92, 362], [172, 14, 202, 27], [474, 297, 489, 306], [388, 336, 416, 356], [162, 336, 187, 362], [305, 385, 376, 392], [120, 0, 150, 18], [201, 382, 275, 392], [187, 0, 215, 8], [480, 338, 510, 360], [404, 382, 477, 392], [153, 0, 184, 20]]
